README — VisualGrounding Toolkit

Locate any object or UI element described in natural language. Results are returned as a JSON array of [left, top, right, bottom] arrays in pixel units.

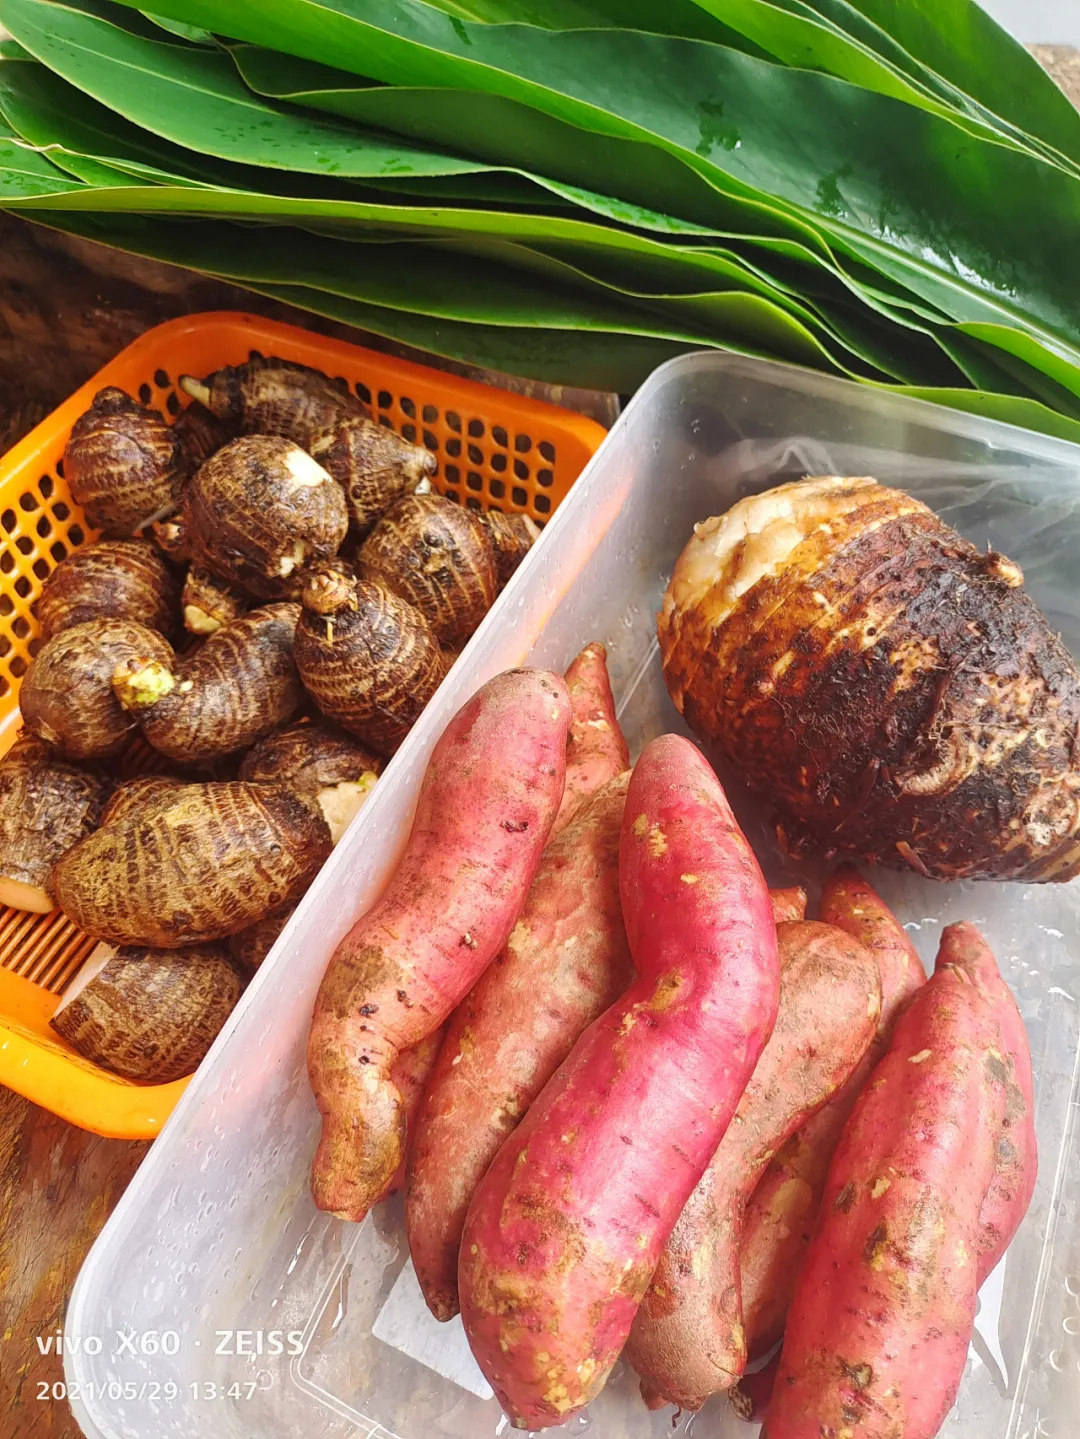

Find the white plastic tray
[[66, 353, 1080, 1439]]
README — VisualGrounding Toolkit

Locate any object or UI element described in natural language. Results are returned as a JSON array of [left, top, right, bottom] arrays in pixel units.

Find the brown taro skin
[[114, 604, 303, 764], [52, 780, 330, 949], [0, 736, 112, 913], [736, 868, 927, 1377], [20, 618, 175, 760], [406, 771, 633, 1322], [171, 399, 233, 470], [659, 474, 1080, 882], [50, 943, 244, 1084], [183, 357, 365, 447], [626, 920, 881, 1413], [552, 641, 630, 835], [295, 568, 449, 757], [457, 734, 779, 1431], [476, 511, 540, 589], [761, 928, 1014, 1439], [100, 776, 184, 828], [187, 435, 348, 600], [307, 669, 571, 1224], [228, 904, 295, 974], [64, 387, 185, 536], [358, 494, 498, 649], [37, 539, 179, 642], [239, 719, 383, 792], [309, 412, 437, 535]]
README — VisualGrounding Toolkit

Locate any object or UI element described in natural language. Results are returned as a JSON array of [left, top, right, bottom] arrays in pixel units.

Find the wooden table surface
[[1, 49, 1078, 1437]]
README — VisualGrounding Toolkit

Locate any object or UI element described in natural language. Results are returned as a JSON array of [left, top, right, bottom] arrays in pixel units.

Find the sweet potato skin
[[738, 868, 926, 1363], [407, 770, 632, 1321], [938, 924, 1036, 1282], [660, 476, 1080, 882], [552, 642, 629, 834], [627, 920, 881, 1412], [307, 668, 570, 1223], [385, 1028, 445, 1198], [458, 734, 779, 1431], [761, 939, 1012, 1439]]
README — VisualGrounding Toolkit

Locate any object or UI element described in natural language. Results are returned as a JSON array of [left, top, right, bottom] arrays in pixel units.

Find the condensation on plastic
[[66, 353, 1080, 1439]]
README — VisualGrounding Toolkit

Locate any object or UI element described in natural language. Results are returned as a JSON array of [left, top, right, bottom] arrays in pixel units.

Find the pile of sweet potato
[[305, 644, 1037, 1438]]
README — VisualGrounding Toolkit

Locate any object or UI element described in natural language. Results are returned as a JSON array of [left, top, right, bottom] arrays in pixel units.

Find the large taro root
[[20, 617, 175, 760], [659, 475, 1080, 882], [112, 604, 303, 763]]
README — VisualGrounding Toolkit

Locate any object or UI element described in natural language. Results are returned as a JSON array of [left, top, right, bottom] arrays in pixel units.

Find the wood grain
[[0, 1085, 149, 1438]]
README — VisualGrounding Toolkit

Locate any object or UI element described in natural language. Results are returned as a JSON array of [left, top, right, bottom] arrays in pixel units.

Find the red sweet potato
[[761, 931, 1014, 1439], [552, 642, 629, 834], [457, 734, 779, 1430], [737, 869, 925, 1366], [406, 770, 633, 1320], [385, 1028, 445, 1198], [626, 920, 881, 1412], [307, 668, 571, 1222], [937, 924, 1036, 1282]]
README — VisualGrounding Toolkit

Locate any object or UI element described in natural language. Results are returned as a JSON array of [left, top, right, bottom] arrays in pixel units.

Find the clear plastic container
[[66, 353, 1080, 1439]]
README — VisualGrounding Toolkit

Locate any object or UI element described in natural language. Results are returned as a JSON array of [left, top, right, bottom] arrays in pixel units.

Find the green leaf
[[0, 51, 235, 183], [0, 111, 87, 192], [883, 385, 1080, 448], [412, 0, 772, 50], [13, 204, 870, 375], [679, 0, 1025, 149], [103, 0, 1080, 356], [0, 0, 511, 178], [831, 0, 1080, 167], [225, 44, 1075, 361], [138, 9, 213, 42], [0, 48, 577, 205]]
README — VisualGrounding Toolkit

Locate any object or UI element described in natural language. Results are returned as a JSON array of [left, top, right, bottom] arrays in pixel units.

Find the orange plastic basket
[[0, 311, 606, 1138]]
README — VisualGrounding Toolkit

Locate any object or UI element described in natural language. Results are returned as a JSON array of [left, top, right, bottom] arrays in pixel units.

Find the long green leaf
[[0, 0, 517, 179], [0, 114, 86, 193], [412, 0, 772, 50], [831, 0, 1080, 166], [16, 204, 874, 375], [678, 0, 1023, 147], [96, 0, 1080, 355], [21, 198, 1080, 444], [885, 386, 1080, 448], [760, 0, 1080, 175], [225, 44, 1080, 365], [6, 153, 1075, 399], [138, 9, 212, 42], [229, 46, 975, 337]]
